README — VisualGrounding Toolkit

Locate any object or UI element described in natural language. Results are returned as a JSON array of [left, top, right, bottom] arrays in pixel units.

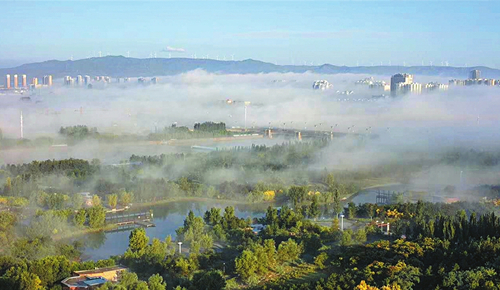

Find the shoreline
[[53, 196, 275, 242], [344, 182, 402, 203], [54, 182, 401, 242]]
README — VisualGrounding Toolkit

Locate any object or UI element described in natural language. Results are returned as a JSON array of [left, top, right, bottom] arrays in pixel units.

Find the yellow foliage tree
[[263, 190, 275, 201], [355, 280, 402, 290], [355, 280, 380, 290]]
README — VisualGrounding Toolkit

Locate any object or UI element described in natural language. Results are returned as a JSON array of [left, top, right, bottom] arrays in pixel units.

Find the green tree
[[192, 270, 226, 290], [341, 229, 353, 246], [331, 217, 340, 232], [314, 252, 328, 269], [325, 173, 335, 189], [129, 228, 149, 253], [107, 194, 118, 209], [87, 206, 106, 228], [277, 239, 302, 263], [143, 238, 167, 264], [119, 190, 133, 206], [235, 250, 258, 281], [119, 272, 139, 288], [147, 274, 166, 290], [348, 202, 356, 219], [204, 208, 222, 225], [20, 271, 43, 290], [73, 210, 86, 227], [355, 229, 367, 244], [92, 195, 102, 207], [333, 188, 341, 215], [309, 195, 320, 220]]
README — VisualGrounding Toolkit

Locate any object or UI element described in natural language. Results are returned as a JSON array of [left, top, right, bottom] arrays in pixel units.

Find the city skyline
[[1, 2, 499, 68]]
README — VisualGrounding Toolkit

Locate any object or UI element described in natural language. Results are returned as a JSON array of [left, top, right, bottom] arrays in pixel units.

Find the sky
[[0, 1, 499, 68]]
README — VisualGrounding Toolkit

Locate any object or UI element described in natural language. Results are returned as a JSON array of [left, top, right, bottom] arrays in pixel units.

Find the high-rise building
[[485, 79, 496, 86], [13, 75, 18, 88], [43, 75, 53, 86], [76, 75, 83, 86], [390, 73, 414, 96], [401, 83, 422, 94], [151, 77, 158, 84], [64, 76, 75, 86], [84, 75, 91, 85], [5, 74, 11, 89], [31, 77, 38, 86], [469, 70, 481, 80], [22, 75, 27, 87]]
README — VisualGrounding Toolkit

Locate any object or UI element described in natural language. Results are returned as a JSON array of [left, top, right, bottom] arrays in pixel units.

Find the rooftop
[[61, 276, 107, 288], [73, 265, 128, 276]]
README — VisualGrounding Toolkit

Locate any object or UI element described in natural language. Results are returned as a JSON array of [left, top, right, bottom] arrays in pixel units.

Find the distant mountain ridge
[[1, 55, 499, 81]]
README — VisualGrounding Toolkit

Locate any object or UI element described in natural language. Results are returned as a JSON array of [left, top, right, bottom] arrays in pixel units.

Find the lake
[[78, 200, 269, 261]]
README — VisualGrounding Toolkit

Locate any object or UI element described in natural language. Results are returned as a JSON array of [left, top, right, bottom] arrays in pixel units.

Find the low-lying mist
[[0, 70, 499, 197]]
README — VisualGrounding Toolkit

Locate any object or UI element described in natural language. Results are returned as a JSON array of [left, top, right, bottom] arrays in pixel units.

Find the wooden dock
[[105, 211, 155, 232]]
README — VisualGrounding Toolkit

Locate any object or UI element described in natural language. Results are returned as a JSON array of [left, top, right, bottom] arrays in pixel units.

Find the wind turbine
[[231, 54, 234, 61], [127, 51, 130, 57]]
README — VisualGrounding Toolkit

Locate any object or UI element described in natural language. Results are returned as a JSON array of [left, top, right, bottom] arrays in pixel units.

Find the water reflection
[[80, 200, 269, 261]]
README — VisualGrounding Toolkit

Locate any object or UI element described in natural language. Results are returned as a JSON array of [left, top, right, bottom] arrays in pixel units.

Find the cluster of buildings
[[63, 75, 133, 87], [355, 77, 390, 91], [3, 74, 52, 90], [312, 80, 333, 90], [62, 75, 160, 87], [390, 73, 448, 96], [449, 70, 500, 86]]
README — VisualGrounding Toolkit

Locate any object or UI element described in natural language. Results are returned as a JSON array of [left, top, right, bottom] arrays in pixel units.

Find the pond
[[78, 200, 270, 261]]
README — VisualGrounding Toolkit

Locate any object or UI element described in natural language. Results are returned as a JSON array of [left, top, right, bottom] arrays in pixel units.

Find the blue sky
[[1, 1, 499, 68]]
